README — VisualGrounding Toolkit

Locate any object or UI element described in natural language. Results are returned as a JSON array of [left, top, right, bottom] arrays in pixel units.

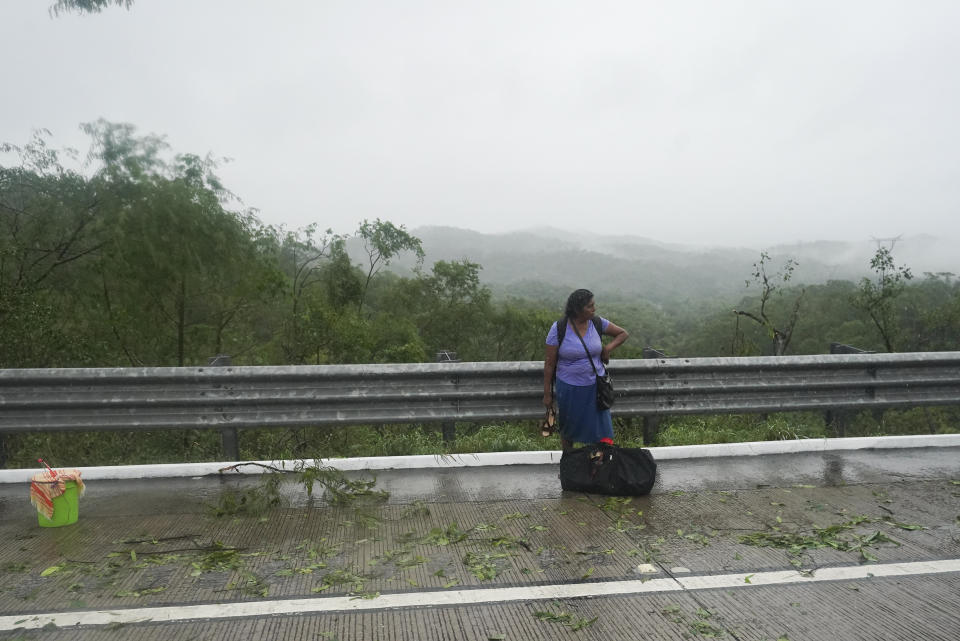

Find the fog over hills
[[371, 227, 958, 306]]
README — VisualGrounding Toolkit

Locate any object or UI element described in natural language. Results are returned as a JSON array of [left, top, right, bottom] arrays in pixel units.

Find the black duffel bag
[[559, 444, 657, 496]]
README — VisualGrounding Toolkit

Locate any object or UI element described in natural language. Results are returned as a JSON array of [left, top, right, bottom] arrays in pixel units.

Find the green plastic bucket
[[36, 480, 80, 528]]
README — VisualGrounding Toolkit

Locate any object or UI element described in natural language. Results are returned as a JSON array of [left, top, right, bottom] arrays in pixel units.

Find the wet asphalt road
[[0, 446, 958, 640]]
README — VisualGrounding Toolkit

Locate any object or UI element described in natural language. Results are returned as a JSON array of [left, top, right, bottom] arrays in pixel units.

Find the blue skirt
[[555, 379, 614, 444]]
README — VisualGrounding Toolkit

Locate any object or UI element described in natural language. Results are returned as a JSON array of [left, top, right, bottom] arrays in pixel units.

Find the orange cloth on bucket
[[30, 469, 85, 520]]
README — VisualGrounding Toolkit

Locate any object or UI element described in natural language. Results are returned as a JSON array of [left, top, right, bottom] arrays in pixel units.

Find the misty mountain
[[356, 227, 958, 306]]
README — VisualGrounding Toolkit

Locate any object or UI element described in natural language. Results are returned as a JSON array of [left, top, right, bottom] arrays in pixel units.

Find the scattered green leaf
[[889, 522, 926, 531], [689, 620, 725, 637], [115, 586, 166, 598], [533, 604, 598, 631], [463, 551, 509, 581], [400, 501, 430, 518]]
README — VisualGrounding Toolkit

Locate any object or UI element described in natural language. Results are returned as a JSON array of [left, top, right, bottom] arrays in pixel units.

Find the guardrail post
[[0, 433, 7, 469], [208, 354, 239, 460], [437, 351, 461, 443], [641, 347, 669, 445], [642, 416, 661, 446], [825, 343, 876, 437]]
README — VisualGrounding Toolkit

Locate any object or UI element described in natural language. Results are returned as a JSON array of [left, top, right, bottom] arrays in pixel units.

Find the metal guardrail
[[2, 353, 959, 434]]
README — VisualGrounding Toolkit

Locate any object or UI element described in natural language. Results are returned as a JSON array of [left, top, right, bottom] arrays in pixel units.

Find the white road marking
[[677, 559, 960, 590], [2, 558, 959, 631]]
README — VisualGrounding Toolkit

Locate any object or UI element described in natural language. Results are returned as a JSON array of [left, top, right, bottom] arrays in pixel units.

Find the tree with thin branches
[[732, 252, 805, 356], [852, 246, 913, 352]]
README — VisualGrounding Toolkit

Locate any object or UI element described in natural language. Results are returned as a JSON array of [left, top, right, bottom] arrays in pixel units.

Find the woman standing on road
[[543, 289, 629, 452]]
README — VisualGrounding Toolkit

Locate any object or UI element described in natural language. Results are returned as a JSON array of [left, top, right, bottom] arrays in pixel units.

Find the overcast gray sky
[[3, 0, 959, 247]]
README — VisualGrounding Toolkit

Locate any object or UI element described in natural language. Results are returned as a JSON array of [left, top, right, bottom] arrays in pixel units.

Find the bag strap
[[554, 317, 604, 384], [572, 321, 601, 377], [558, 316, 602, 349]]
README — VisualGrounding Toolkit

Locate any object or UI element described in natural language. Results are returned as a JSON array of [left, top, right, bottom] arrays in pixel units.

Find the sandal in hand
[[540, 407, 557, 437]]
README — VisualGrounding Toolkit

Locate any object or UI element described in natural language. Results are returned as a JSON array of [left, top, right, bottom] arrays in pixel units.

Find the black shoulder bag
[[560, 443, 657, 495], [573, 321, 614, 410]]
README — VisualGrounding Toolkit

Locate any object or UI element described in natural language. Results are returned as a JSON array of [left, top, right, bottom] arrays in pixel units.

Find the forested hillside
[[378, 226, 956, 307], [2, 124, 959, 371]]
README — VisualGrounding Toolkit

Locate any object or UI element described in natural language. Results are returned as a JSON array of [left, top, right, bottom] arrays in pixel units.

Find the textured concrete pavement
[[0, 446, 958, 640]]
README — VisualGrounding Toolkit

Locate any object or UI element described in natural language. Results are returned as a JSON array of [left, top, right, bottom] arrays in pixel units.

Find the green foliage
[[0, 290, 69, 367], [903, 273, 960, 351], [210, 465, 389, 517], [0, 131, 102, 367], [533, 602, 598, 631], [652, 414, 828, 446], [420, 523, 470, 546], [4, 428, 223, 468], [272, 226, 355, 364], [211, 474, 285, 517], [4, 124, 960, 467], [357, 218, 424, 313], [462, 551, 510, 581], [451, 423, 553, 453], [739, 515, 903, 565], [660, 604, 727, 637], [84, 121, 280, 366], [731, 251, 804, 355], [387, 259, 493, 358], [851, 246, 914, 352], [481, 302, 555, 361], [49, 0, 133, 16], [5, 124, 958, 373], [303, 467, 389, 507]]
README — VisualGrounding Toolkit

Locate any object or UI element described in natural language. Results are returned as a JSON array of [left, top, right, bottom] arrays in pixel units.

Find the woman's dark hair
[[564, 289, 594, 319]]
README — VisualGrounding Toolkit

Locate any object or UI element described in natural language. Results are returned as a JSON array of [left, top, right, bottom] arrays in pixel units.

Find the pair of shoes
[[540, 407, 557, 437]]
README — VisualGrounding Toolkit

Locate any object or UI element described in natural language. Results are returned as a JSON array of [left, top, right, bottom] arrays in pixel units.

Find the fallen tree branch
[[217, 462, 287, 474]]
